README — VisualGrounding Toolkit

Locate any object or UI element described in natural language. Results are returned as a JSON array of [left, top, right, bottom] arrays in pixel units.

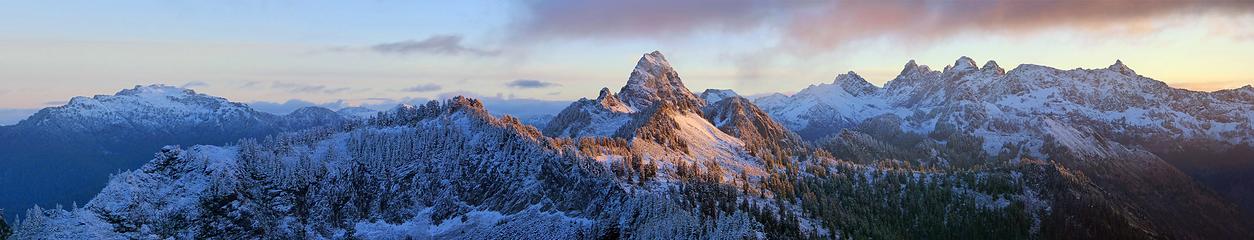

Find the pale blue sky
[[1, 1, 1252, 124]]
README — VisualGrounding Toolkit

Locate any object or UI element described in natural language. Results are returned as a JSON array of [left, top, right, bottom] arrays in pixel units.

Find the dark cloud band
[[513, 0, 1254, 51]]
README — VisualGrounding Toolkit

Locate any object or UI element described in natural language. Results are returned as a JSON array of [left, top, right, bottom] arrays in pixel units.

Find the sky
[[1, 0, 1252, 124]]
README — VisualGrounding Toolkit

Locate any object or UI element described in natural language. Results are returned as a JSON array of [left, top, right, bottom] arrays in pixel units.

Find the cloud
[[239, 81, 262, 88], [782, 1, 1254, 51], [401, 83, 443, 92], [513, 0, 1254, 51], [180, 81, 209, 89], [512, 0, 795, 40], [270, 81, 353, 94], [505, 79, 560, 89], [371, 35, 500, 56]]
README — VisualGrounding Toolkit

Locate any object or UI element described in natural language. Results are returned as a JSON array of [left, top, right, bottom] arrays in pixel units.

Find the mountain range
[[4, 52, 1253, 239], [0, 85, 372, 214], [754, 56, 1254, 222]]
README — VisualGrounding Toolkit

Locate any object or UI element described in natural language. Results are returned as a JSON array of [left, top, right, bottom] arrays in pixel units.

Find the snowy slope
[[12, 96, 765, 239]]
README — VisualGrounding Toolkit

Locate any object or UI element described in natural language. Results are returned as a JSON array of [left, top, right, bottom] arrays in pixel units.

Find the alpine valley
[[4, 52, 1253, 239]]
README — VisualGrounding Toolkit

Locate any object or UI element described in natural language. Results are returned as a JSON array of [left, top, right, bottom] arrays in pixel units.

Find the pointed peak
[[947, 56, 978, 72], [647, 50, 665, 58], [595, 87, 633, 113], [834, 71, 863, 82], [636, 51, 671, 71], [447, 95, 486, 111], [981, 60, 1005, 75], [597, 87, 613, 100], [700, 89, 740, 103], [899, 59, 931, 76], [956, 56, 977, 66], [618, 51, 702, 112], [1108, 59, 1136, 75], [834, 71, 878, 96]]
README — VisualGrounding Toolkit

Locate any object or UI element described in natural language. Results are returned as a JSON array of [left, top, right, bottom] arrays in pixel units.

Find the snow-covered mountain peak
[[38, 84, 251, 127], [946, 56, 979, 73], [700, 89, 740, 103], [832, 71, 878, 96], [544, 51, 707, 138], [633, 50, 670, 73], [900, 59, 924, 75], [445, 95, 487, 113], [1108, 59, 1137, 76], [115, 84, 195, 97], [982, 60, 1005, 75], [617, 51, 704, 112], [1005, 63, 1056, 75], [891, 59, 940, 84], [596, 87, 635, 113]]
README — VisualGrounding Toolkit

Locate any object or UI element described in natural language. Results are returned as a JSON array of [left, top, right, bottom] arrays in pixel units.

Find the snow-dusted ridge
[[0, 84, 361, 217], [758, 57, 1254, 151]]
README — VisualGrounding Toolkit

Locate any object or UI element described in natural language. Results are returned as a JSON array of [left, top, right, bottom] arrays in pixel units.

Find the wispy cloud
[[239, 81, 262, 88], [271, 81, 353, 94], [505, 79, 559, 89], [371, 35, 500, 56], [181, 81, 209, 89], [401, 83, 443, 92]]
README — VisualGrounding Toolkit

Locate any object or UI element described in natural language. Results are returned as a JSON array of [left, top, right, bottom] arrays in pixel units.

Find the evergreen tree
[[0, 210, 10, 240]]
